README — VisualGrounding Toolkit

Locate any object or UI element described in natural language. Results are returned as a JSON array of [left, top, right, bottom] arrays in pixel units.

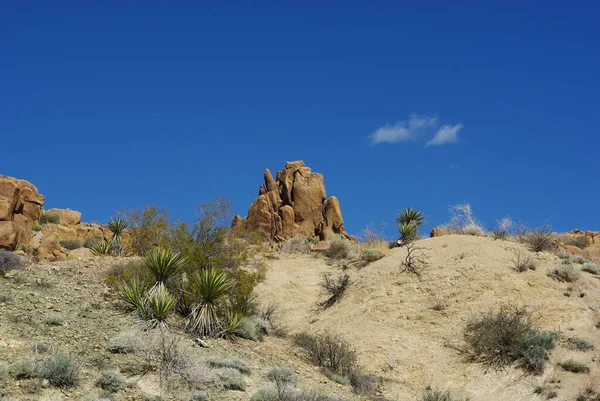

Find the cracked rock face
[[233, 161, 354, 242]]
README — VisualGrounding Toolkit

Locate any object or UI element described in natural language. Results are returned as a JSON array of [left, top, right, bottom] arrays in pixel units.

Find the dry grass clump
[[206, 357, 251, 375], [569, 337, 594, 351], [317, 273, 351, 309], [422, 390, 468, 401], [0, 249, 23, 277], [281, 238, 310, 254], [61, 239, 83, 250], [560, 359, 590, 373], [293, 332, 357, 376], [557, 235, 590, 250], [108, 330, 145, 354], [39, 354, 80, 387], [215, 367, 246, 390], [445, 204, 485, 236], [463, 305, 556, 374], [582, 261, 600, 275], [511, 251, 537, 272], [524, 225, 556, 252], [549, 263, 581, 282], [325, 239, 351, 259], [39, 213, 60, 225], [5, 359, 38, 379]]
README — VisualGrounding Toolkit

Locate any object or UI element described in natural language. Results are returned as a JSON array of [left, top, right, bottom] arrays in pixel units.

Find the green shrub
[[40, 213, 60, 225], [360, 248, 385, 265], [464, 306, 555, 374], [325, 239, 350, 259], [569, 337, 594, 351], [215, 367, 246, 390], [84, 236, 102, 249], [267, 366, 298, 398], [90, 239, 115, 256], [39, 354, 79, 387], [61, 239, 83, 250], [397, 222, 419, 243], [560, 359, 589, 373], [250, 388, 278, 401], [0, 249, 23, 277], [7, 358, 38, 379], [43, 313, 63, 326], [549, 263, 581, 282], [206, 358, 250, 374], [119, 205, 171, 256], [31, 223, 43, 231], [95, 370, 125, 393], [294, 332, 357, 376]]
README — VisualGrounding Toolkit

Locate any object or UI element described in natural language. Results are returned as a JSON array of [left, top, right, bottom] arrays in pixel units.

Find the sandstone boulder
[[45, 208, 81, 226], [44, 224, 78, 241], [237, 161, 353, 241], [430, 226, 452, 237], [0, 221, 23, 250], [67, 247, 94, 260]]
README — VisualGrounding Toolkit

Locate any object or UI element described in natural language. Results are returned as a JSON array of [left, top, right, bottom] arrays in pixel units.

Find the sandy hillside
[[256, 235, 600, 401]]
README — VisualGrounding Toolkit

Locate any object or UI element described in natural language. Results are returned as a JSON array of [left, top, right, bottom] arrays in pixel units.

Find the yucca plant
[[116, 278, 150, 319], [397, 207, 426, 227], [219, 311, 243, 341], [143, 249, 186, 285], [90, 239, 115, 256], [397, 222, 419, 243], [146, 283, 177, 327], [108, 216, 128, 256], [185, 268, 232, 337]]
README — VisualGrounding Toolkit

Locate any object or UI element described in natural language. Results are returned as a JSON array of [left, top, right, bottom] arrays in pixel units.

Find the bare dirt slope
[[256, 235, 600, 401]]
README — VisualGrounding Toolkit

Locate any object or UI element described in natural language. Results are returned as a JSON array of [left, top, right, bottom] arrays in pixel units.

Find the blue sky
[[1, 1, 599, 239]]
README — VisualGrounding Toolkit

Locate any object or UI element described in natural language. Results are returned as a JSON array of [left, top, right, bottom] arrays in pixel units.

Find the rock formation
[[0, 174, 110, 260], [232, 161, 354, 241]]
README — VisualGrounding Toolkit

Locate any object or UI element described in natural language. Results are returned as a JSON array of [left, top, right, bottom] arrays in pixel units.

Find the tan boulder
[[18, 180, 44, 205], [21, 202, 42, 221], [12, 214, 33, 244], [67, 247, 94, 260], [0, 199, 12, 221], [280, 205, 295, 238], [291, 168, 326, 237], [430, 226, 452, 237], [37, 231, 62, 261], [231, 215, 243, 229], [247, 195, 273, 237], [45, 208, 82, 226], [0, 176, 20, 210], [0, 221, 23, 250], [44, 224, 78, 241], [264, 169, 277, 192]]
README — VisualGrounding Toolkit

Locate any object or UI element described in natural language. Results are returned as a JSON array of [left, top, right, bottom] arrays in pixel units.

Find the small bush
[[61, 239, 83, 250], [108, 330, 144, 354], [43, 313, 63, 326], [31, 223, 42, 231], [560, 359, 589, 373], [236, 316, 271, 341], [325, 239, 350, 259], [525, 225, 555, 252], [569, 337, 594, 351], [318, 273, 350, 309], [40, 213, 60, 225], [0, 249, 23, 276], [349, 370, 377, 395], [215, 367, 246, 390], [422, 390, 467, 401], [250, 388, 278, 401], [464, 306, 556, 374], [7, 359, 38, 379], [294, 332, 357, 376], [569, 254, 588, 264], [267, 366, 298, 398], [559, 235, 590, 250], [84, 236, 102, 249], [188, 392, 210, 401], [39, 354, 79, 387], [512, 251, 537, 272], [281, 238, 310, 254], [206, 358, 251, 374], [359, 248, 385, 265], [493, 217, 513, 240], [582, 261, 600, 275], [96, 370, 125, 393], [549, 263, 581, 282], [462, 223, 485, 236]]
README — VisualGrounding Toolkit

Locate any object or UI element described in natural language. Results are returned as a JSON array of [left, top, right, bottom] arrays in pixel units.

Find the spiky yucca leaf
[[146, 283, 177, 324], [185, 268, 232, 336], [398, 222, 419, 243], [143, 248, 186, 284], [116, 278, 150, 319], [90, 239, 115, 256], [108, 216, 128, 236], [220, 311, 243, 341], [396, 207, 426, 228]]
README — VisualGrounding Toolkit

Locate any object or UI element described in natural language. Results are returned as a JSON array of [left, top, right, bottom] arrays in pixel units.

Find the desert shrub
[[0, 293, 14, 303], [108, 330, 145, 354], [463, 306, 556, 374], [281, 238, 310, 254], [40, 213, 60, 225], [31, 223, 42, 231], [251, 387, 279, 401], [512, 251, 536, 272], [360, 248, 385, 264], [445, 204, 484, 235], [397, 222, 418, 244], [349, 370, 377, 394], [558, 235, 590, 250], [143, 248, 185, 285], [462, 224, 484, 236], [294, 332, 357, 376], [560, 359, 589, 373], [84, 236, 102, 248], [119, 205, 171, 256], [91, 239, 116, 256], [7, 359, 38, 379], [570, 254, 588, 264], [43, 313, 63, 326], [105, 260, 153, 292], [493, 217, 513, 240], [422, 390, 467, 401], [206, 358, 251, 375], [524, 225, 555, 252], [39, 354, 79, 387], [96, 370, 125, 393], [286, 393, 345, 401], [188, 392, 210, 401], [569, 337, 594, 351], [317, 273, 350, 309], [549, 263, 581, 282], [267, 366, 298, 399], [0, 249, 23, 276], [325, 239, 350, 259], [236, 316, 271, 341], [582, 261, 600, 275], [185, 268, 233, 337], [215, 367, 246, 390], [61, 239, 83, 250]]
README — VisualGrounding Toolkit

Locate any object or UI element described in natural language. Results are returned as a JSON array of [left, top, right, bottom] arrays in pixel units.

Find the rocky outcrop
[[233, 161, 354, 241], [0, 176, 44, 250]]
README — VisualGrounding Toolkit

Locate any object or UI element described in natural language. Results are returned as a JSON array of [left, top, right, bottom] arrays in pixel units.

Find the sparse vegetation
[[325, 239, 350, 259], [582, 261, 600, 275], [119, 205, 171, 256], [206, 357, 251, 374], [61, 239, 83, 250], [318, 273, 351, 309], [31, 223, 42, 231], [349, 370, 377, 395], [569, 337, 594, 351], [560, 359, 589, 373], [511, 251, 536, 272], [39, 213, 60, 225], [294, 332, 357, 376], [108, 330, 144, 354], [446, 203, 484, 235], [358, 248, 385, 266], [90, 239, 115, 256], [492, 217, 513, 240], [524, 225, 555, 252], [400, 242, 428, 278], [549, 263, 581, 282], [43, 313, 63, 326], [557, 235, 590, 250], [215, 367, 246, 390], [39, 354, 79, 387], [95, 370, 125, 393], [0, 249, 23, 277], [6, 359, 38, 379], [267, 366, 298, 399], [281, 238, 310, 254], [422, 390, 467, 401], [463, 305, 556, 374]]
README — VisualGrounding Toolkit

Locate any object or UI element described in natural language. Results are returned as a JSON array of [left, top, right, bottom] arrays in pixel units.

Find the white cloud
[[370, 114, 438, 145], [425, 124, 463, 147]]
